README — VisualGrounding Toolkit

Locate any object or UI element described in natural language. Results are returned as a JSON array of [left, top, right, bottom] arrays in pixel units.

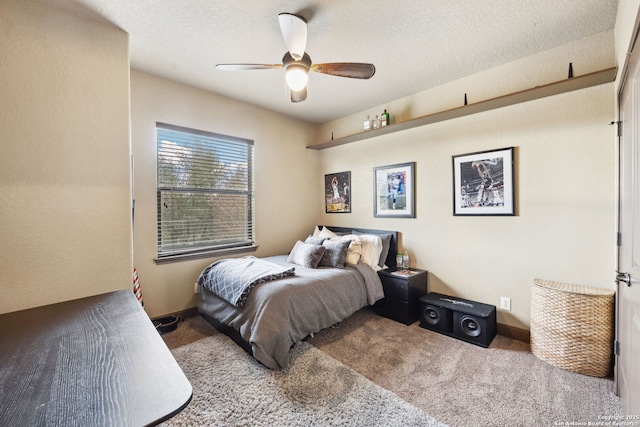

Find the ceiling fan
[[216, 13, 376, 103]]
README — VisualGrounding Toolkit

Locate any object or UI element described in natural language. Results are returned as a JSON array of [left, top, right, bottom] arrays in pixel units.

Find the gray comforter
[[198, 255, 384, 369]]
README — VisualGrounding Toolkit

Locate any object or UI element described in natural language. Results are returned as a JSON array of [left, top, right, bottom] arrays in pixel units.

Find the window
[[156, 123, 254, 261]]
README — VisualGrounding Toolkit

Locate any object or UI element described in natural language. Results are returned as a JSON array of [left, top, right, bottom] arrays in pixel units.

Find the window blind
[[156, 123, 254, 258]]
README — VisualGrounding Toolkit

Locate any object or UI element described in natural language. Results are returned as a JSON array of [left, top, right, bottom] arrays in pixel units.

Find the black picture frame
[[373, 162, 415, 218], [452, 147, 515, 216], [325, 171, 351, 213]]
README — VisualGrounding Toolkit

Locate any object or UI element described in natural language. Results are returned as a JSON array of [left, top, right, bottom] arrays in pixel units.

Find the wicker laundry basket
[[530, 279, 615, 377]]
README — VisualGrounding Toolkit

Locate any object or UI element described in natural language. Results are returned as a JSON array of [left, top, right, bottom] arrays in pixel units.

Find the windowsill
[[154, 245, 258, 264]]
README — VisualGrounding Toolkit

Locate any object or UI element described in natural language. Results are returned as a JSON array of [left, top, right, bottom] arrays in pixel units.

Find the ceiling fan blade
[[290, 87, 307, 103], [216, 63, 283, 71], [311, 63, 376, 79], [278, 13, 307, 61]]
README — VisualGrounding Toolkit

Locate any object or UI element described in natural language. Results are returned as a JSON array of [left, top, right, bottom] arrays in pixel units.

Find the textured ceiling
[[65, 0, 618, 124]]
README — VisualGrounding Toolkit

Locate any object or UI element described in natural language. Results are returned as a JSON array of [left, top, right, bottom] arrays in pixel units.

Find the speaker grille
[[459, 315, 482, 337], [423, 305, 441, 325]]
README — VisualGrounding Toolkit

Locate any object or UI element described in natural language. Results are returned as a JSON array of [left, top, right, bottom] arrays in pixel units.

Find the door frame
[[615, 8, 640, 407]]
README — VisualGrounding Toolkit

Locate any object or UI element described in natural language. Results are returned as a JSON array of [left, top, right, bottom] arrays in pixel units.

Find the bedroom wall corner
[[130, 71, 320, 318]]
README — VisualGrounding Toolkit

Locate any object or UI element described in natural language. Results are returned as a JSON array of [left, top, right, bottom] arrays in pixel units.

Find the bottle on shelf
[[372, 115, 380, 129], [396, 253, 403, 268], [402, 251, 410, 271], [381, 109, 390, 127], [364, 115, 372, 131]]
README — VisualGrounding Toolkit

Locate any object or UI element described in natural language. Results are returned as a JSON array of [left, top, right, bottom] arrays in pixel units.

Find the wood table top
[[0, 290, 192, 426]]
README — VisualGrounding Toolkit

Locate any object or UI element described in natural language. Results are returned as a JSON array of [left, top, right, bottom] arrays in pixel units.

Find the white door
[[616, 24, 640, 416]]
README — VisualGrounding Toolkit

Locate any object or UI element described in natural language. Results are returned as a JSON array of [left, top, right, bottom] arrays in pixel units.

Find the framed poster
[[373, 162, 415, 218], [452, 147, 515, 216], [325, 171, 351, 213]]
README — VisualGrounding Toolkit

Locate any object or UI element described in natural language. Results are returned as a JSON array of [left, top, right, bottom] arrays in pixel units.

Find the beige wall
[[130, 71, 320, 318], [0, 0, 132, 314], [317, 31, 617, 330]]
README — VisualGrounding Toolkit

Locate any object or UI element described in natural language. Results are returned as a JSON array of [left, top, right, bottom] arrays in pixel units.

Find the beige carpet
[[163, 309, 622, 427], [161, 329, 445, 426], [307, 307, 622, 427]]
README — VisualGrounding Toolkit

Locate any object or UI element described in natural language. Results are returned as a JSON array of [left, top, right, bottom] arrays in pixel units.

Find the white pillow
[[354, 234, 383, 270], [318, 226, 338, 239], [312, 225, 321, 237]]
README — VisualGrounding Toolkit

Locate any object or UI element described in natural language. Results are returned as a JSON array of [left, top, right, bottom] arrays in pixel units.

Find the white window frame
[[155, 122, 255, 263]]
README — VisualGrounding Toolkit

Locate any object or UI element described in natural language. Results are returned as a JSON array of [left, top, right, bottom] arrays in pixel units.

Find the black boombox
[[419, 292, 496, 347]]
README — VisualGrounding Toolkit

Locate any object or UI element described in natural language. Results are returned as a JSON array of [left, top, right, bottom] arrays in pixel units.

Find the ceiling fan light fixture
[[216, 15, 375, 103], [285, 63, 308, 91]]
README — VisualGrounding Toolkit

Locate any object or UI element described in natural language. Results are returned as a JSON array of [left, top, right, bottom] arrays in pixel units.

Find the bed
[[197, 225, 398, 369]]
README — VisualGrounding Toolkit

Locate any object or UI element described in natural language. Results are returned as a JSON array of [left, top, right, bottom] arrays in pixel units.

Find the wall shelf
[[307, 67, 617, 150]]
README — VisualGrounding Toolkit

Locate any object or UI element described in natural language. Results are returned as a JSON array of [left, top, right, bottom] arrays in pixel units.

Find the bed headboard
[[318, 225, 398, 269]]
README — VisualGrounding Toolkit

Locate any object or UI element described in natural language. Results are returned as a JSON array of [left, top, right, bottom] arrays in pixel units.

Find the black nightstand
[[375, 268, 428, 325]]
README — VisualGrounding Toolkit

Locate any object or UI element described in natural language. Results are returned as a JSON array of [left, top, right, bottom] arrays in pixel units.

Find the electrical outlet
[[500, 297, 511, 311], [194, 282, 200, 294]]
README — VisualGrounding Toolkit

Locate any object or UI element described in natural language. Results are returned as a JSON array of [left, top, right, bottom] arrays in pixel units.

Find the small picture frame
[[452, 147, 515, 216], [373, 162, 415, 218], [325, 171, 351, 213]]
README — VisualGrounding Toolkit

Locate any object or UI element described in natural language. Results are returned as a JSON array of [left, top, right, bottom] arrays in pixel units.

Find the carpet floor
[[307, 307, 622, 427], [161, 332, 445, 426], [162, 308, 622, 426]]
